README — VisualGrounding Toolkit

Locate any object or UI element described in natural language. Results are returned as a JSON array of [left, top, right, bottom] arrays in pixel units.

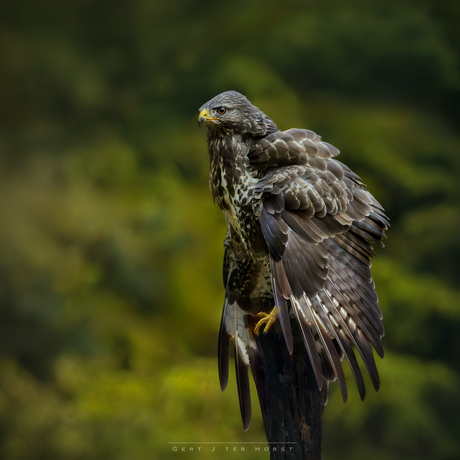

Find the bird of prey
[[198, 90, 389, 430]]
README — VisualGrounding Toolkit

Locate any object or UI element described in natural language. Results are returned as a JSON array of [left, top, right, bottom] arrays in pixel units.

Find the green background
[[0, 1, 459, 459]]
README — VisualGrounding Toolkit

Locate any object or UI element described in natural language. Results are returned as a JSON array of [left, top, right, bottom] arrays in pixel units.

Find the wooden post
[[251, 319, 324, 460]]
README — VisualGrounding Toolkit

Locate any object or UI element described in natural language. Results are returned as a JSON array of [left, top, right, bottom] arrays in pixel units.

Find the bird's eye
[[217, 107, 227, 115]]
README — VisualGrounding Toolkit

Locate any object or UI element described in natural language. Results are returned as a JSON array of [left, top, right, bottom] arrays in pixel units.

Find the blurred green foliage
[[0, 0, 459, 459]]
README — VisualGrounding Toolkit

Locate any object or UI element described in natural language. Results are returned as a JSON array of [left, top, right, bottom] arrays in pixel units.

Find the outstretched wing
[[252, 131, 389, 402]]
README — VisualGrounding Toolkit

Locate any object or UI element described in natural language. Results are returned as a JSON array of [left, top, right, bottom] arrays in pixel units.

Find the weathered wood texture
[[252, 320, 324, 460]]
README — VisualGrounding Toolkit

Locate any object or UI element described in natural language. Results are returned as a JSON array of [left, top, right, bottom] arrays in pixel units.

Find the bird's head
[[198, 90, 278, 138]]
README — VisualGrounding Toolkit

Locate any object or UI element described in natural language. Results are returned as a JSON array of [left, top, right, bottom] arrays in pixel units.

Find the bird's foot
[[252, 307, 278, 335]]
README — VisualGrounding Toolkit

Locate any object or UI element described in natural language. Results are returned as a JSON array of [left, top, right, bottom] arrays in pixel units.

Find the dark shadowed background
[[0, 1, 459, 459]]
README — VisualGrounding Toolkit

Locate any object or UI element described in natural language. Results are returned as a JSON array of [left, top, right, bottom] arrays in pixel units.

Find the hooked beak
[[198, 108, 217, 127]]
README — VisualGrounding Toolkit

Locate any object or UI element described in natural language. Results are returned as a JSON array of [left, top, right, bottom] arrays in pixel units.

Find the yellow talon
[[252, 307, 278, 335]]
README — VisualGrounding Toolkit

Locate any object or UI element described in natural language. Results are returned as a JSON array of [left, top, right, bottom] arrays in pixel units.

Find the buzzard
[[198, 91, 389, 430]]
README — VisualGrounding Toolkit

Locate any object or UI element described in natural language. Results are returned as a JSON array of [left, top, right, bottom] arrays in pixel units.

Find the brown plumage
[[198, 90, 389, 430]]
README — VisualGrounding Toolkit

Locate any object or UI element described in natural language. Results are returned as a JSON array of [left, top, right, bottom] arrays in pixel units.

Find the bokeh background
[[1, 1, 459, 459]]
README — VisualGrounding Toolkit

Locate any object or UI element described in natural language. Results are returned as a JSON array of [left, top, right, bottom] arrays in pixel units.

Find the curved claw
[[252, 307, 278, 335]]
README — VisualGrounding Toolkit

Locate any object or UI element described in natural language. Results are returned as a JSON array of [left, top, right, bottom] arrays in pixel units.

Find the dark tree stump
[[251, 319, 324, 460]]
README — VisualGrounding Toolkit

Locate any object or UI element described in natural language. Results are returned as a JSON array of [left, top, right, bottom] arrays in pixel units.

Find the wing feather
[[249, 128, 340, 172], [259, 206, 287, 261], [270, 258, 293, 354], [291, 296, 324, 390], [309, 296, 348, 403], [255, 144, 388, 400]]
